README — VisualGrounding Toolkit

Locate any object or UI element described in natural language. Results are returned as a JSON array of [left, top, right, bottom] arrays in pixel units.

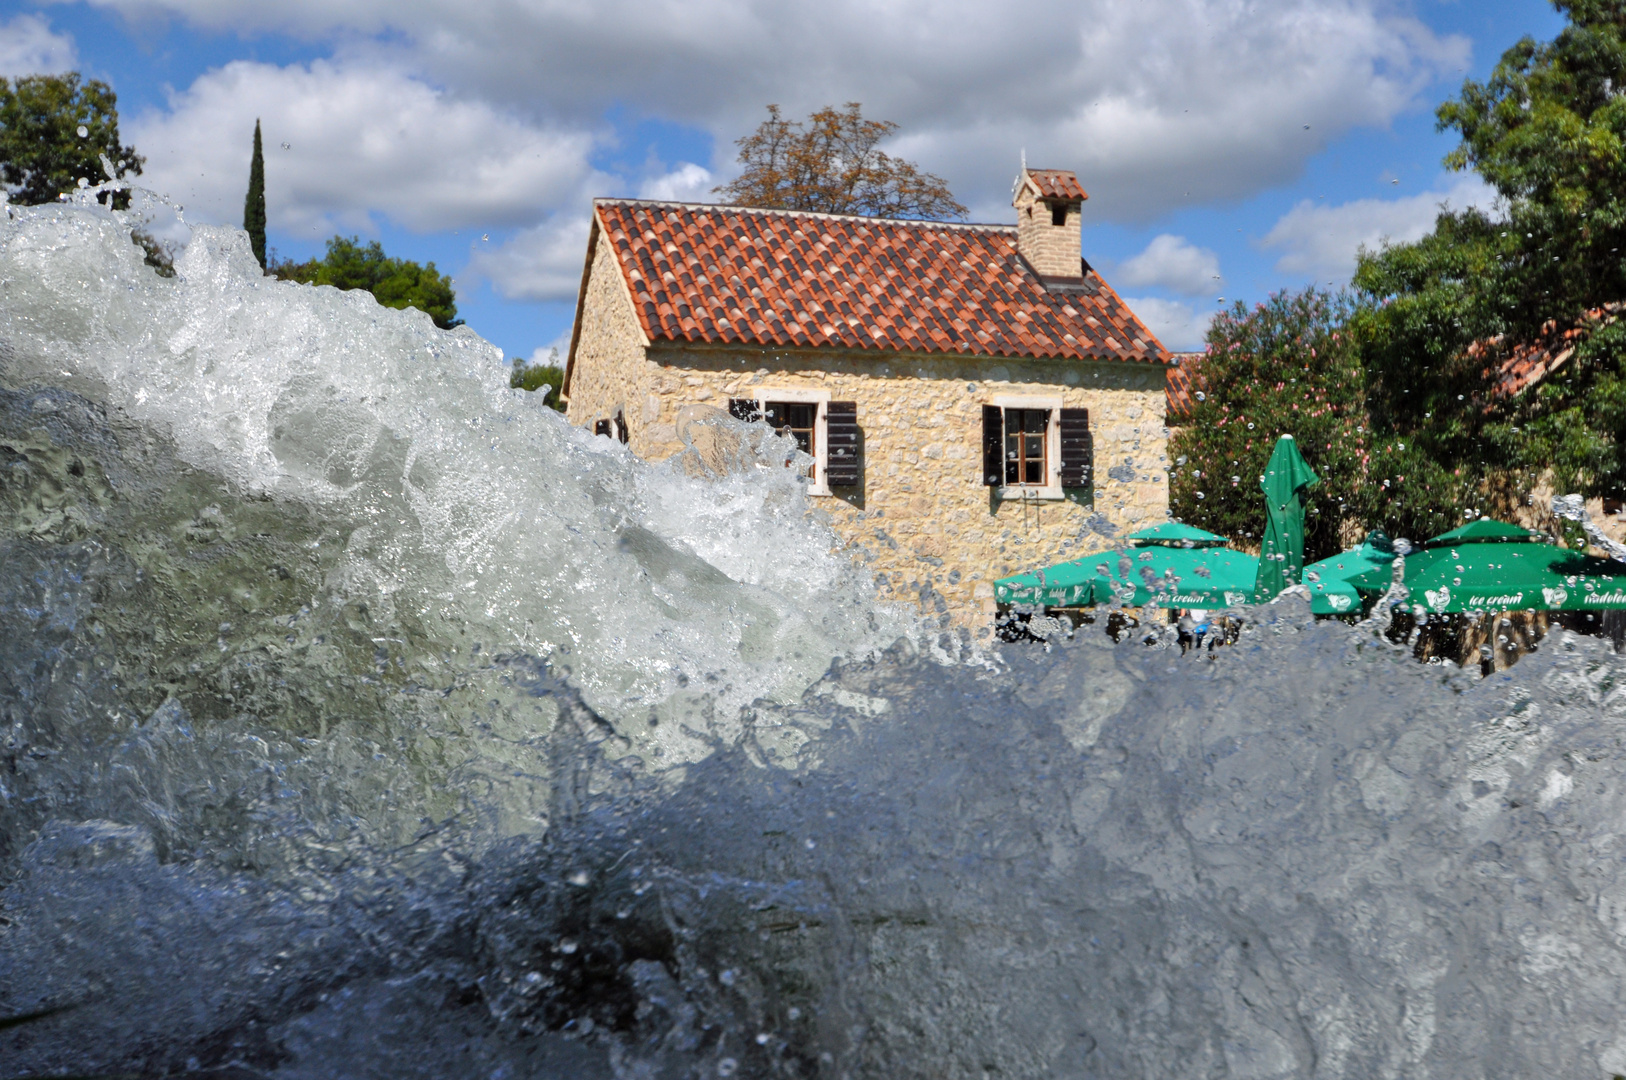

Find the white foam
[[0, 203, 918, 737]]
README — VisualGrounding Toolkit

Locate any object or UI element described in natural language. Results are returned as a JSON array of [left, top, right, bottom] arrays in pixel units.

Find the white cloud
[[638, 162, 714, 203], [126, 59, 594, 234], [1123, 296, 1213, 352], [465, 161, 714, 301], [1261, 174, 1498, 282], [0, 14, 77, 77], [466, 212, 591, 302], [81, 0, 1468, 222], [1114, 234, 1221, 296]]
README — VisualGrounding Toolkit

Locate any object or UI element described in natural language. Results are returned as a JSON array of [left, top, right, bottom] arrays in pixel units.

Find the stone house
[[560, 167, 1172, 630]]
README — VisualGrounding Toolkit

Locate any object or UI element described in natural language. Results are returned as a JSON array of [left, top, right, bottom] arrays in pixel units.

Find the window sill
[[807, 482, 833, 497], [999, 485, 1064, 501]]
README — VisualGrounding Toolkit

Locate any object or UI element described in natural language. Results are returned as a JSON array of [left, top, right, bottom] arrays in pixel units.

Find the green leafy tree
[[509, 348, 564, 411], [716, 103, 967, 220], [272, 235, 462, 330], [1349, 0, 1626, 506], [0, 73, 143, 208], [1170, 289, 1470, 558], [244, 119, 267, 271]]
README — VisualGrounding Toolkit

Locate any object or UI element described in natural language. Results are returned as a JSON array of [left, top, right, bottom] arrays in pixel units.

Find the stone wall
[[631, 343, 1170, 633], [562, 229, 650, 436]]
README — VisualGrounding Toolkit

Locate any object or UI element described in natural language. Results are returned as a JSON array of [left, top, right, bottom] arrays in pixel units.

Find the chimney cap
[[1015, 168, 1088, 204]]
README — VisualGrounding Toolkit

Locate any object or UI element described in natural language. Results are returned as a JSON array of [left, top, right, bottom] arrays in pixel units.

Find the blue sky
[[0, 0, 1569, 357]]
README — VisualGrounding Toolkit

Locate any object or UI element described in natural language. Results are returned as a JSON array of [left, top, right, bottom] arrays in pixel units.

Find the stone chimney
[[1012, 167, 1087, 279]]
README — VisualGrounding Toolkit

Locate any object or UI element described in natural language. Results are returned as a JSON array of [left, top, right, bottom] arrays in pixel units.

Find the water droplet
[[719, 968, 737, 986], [718, 1059, 738, 1077], [568, 869, 590, 886], [1194, 392, 1205, 402], [525, 970, 543, 983], [1195, 492, 1205, 500], [787, 1007, 802, 1020], [804, 837, 816, 849], [559, 938, 578, 954], [755, 1032, 771, 1045], [76, 125, 88, 138], [1247, 422, 1255, 430]]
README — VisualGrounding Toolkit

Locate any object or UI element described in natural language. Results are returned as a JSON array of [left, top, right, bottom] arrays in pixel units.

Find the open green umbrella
[[995, 523, 1259, 609], [1395, 520, 1626, 614], [1301, 532, 1398, 615], [1254, 435, 1320, 601], [1306, 519, 1626, 615]]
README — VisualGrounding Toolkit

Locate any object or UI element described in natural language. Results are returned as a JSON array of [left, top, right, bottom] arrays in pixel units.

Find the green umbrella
[[995, 524, 1259, 609], [1301, 532, 1399, 615], [1393, 520, 1626, 614], [1254, 435, 1320, 601], [1307, 519, 1626, 614]]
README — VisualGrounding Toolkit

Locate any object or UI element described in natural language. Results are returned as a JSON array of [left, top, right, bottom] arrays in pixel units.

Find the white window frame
[[752, 387, 832, 496], [993, 393, 1064, 500]]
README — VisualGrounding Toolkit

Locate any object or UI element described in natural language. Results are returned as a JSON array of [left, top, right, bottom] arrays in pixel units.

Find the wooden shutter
[[1057, 408, 1092, 487], [728, 398, 761, 422], [593, 418, 612, 437], [982, 405, 1004, 486], [826, 401, 860, 486], [614, 409, 630, 444]]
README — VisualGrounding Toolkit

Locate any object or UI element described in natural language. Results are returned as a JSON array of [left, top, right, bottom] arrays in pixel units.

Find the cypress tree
[[243, 119, 266, 271]]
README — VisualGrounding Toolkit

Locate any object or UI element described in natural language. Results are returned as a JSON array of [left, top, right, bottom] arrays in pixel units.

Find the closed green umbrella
[[995, 524, 1259, 609], [1254, 435, 1320, 601]]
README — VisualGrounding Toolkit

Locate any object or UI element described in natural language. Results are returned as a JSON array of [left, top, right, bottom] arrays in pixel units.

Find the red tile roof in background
[[1023, 169, 1089, 201], [1162, 304, 1623, 425], [1164, 352, 1206, 419], [591, 200, 1166, 364], [1471, 303, 1623, 398]]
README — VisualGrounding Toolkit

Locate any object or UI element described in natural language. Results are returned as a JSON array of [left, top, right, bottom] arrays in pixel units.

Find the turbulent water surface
[[6, 204, 1626, 1079]]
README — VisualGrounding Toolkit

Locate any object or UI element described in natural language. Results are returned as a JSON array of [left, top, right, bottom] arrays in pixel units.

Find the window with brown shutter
[[1004, 408, 1049, 486], [593, 418, 612, 438], [983, 401, 1076, 495], [763, 401, 817, 466], [825, 401, 860, 486], [727, 393, 840, 494], [982, 405, 1004, 486], [1057, 408, 1091, 488]]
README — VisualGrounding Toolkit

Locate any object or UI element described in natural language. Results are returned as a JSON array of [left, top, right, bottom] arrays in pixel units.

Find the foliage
[[0, 73, 143, 209], [715, 103, 966, 220], [244, 119, 266, 271], [131, 226, 175, 277], [272, 235, 462, 330], [1167, 289, 1470, 559], [1437, 0, 1626, 334], [1346, 0, 1626, 505], [510, 349, 565, 410]]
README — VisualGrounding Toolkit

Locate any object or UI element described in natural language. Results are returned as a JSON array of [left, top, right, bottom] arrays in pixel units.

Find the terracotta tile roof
[[1023, 169, 1089, 201], [590, 199, 1165, 364], [1165, 352, 1207, 420], [1469, 303, 1623, 398]]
